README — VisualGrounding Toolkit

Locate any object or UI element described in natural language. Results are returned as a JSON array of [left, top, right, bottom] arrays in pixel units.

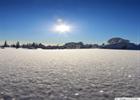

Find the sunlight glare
[[54, 23, 71, 33]]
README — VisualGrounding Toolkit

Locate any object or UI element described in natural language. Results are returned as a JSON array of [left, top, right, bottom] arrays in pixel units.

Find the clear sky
[[0, 0, 140, 44]]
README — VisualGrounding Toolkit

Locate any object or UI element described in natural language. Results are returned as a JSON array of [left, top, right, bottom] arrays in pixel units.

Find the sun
[[55, 24, 70, 33], [53, 19, 71, 33]]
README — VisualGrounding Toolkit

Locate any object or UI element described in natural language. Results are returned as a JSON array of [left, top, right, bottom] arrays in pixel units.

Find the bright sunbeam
[[55, 24, 70, 33], [53, 19, 71, 34]]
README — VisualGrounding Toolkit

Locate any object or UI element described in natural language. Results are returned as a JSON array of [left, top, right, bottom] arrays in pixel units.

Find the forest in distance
[[1, 37, 140, 50]]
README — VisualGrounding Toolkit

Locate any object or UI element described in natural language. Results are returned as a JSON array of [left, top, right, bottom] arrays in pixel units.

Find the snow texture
[[0, 48, 140, 100]]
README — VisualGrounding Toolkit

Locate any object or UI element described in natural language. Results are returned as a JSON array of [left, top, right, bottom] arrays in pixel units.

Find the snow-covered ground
[[0, 48, 140, 100]]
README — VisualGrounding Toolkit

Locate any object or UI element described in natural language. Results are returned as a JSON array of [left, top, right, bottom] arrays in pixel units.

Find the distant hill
[[103, 37, 139, 50]]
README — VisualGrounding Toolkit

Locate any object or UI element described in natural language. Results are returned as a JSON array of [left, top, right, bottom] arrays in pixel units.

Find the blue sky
[[0, 0, 140, 44]]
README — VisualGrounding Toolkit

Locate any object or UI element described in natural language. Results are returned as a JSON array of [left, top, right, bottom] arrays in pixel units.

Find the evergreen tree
[[3, 40, 9, 48], [16, 41, 20, 49]]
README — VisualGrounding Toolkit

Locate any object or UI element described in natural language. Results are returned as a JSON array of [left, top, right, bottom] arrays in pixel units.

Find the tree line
[[0, 37, 140, 50]]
